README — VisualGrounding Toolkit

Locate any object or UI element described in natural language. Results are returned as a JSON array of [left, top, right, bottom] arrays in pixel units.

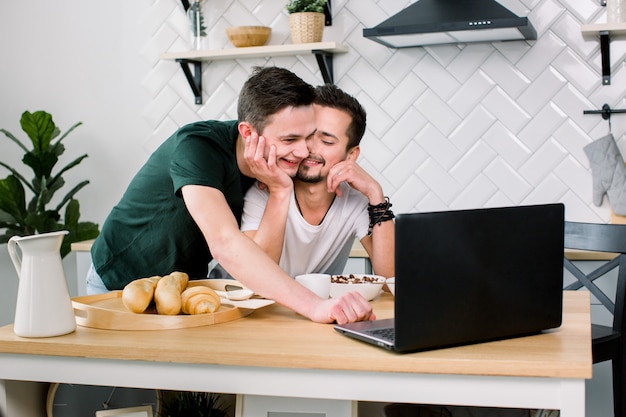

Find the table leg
[[558, 379, 586, 417]]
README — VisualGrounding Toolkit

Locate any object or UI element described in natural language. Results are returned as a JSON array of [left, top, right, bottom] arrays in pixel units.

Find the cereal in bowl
[[331, 274, 383, 284]]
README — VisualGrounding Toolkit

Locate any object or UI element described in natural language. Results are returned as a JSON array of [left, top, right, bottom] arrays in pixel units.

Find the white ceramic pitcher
[[8, 230, 76, 337]]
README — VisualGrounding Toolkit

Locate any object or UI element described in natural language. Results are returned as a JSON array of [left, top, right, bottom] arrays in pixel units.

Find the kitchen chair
[[564, 221, 626, 417]]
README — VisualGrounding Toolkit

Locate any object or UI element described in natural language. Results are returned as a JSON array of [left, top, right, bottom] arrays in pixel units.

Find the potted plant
[[286, 0, 327, 44], [157, 391, 233, 417], [0, 110, 100, 257]]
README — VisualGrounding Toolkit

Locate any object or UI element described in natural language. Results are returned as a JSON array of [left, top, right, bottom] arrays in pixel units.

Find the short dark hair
[[238, 66, 315, 133], [313, 84, 366, 150]]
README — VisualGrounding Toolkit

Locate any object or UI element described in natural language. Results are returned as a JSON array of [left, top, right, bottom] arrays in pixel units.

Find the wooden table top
[[0, 291, 592, 379]]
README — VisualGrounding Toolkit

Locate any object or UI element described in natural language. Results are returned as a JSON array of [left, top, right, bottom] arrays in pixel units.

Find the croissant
[[181, 286, 221, 315], [154, 271, 189, 315], [122, 276, 162, 313]]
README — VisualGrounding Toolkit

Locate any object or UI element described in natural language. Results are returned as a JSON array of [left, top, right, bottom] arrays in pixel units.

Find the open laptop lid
[[393, 203, 565, 352]]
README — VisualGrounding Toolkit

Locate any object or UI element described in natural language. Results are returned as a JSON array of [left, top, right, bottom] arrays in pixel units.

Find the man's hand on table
[[311, 292, 376, 324]]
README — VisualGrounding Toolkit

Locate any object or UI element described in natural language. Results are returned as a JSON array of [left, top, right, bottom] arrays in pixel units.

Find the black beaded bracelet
[[368, 197, 395, 235], [368, 196, 391, 214]]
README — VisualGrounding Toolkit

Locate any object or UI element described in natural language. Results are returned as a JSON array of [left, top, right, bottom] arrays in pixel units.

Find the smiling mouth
[[301, 157, 324, 167], [281, 157, 301, 167]]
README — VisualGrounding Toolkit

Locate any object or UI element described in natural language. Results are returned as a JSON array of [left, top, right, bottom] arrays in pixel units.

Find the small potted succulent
[[286, 0, 327, 44]]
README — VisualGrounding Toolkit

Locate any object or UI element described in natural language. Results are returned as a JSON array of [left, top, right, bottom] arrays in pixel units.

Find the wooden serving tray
[[72, 279, 270, 331]]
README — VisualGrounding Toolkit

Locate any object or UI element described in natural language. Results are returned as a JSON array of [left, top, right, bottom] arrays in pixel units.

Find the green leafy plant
[[286, 0, 327, 13], [158, 391, 232, 417], [0, 110, 99, 257]]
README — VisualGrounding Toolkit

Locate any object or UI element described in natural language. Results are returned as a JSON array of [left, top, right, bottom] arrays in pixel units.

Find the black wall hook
[[584, 103, 626, 120], [583, 103, 626, 132]]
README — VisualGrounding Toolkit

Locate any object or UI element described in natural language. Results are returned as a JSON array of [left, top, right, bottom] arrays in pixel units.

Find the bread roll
[[168, 271, 189, 286], [154, 271, 189, 315], [181, 286, 221, 314], [122, 276, 161, 313]]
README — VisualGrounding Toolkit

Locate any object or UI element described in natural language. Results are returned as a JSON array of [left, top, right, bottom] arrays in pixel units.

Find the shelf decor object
[[187, 0, 207, 50], [225, 26, 271, 48], [581, 22, 626, 85], [287, 0, 328, 43], [160, 42, 348, 104], [289, 12, 325, 43]]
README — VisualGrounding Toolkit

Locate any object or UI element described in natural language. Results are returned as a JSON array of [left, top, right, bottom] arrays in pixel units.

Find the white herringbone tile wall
[[143, 0, 626, 222]]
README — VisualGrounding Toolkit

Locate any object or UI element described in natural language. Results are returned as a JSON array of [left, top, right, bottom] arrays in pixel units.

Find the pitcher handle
[[7, 236, 22, 278]]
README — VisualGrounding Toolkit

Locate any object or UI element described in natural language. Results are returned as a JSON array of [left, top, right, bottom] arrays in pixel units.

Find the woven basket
[[288, 12, 324, 44]]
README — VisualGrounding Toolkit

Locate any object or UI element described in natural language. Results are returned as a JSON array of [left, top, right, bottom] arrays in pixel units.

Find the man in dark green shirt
[[89, 67, 375, 324], [92, 121, 247, 288]]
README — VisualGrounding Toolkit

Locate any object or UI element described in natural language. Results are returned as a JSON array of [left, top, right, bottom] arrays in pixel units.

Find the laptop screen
[[394, 204, 564, 352]]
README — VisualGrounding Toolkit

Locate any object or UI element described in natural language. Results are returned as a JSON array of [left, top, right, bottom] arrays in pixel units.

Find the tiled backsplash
[[141, 0, 626, 222]]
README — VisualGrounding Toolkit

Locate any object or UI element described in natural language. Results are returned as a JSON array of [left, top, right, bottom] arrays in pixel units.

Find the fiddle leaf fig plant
[[0, 110, 100, 257], [286, 0, 327, 13]]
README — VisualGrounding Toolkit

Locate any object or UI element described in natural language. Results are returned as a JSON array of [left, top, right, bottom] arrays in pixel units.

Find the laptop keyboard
[[367, 327, 395, 341]]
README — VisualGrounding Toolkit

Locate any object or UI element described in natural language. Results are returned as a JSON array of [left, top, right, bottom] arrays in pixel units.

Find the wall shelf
[[581, 22, 626, 85], [160, 42, 349, 104]]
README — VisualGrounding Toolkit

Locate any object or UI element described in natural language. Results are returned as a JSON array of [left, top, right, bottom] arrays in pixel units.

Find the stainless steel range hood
[[363, 0, 536, 48]]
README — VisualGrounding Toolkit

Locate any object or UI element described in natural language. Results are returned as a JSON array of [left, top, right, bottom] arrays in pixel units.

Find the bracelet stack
[[368, 196, 395, 235]]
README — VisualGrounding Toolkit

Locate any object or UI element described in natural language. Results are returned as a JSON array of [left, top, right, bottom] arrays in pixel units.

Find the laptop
[[334, 203, 565, 353]]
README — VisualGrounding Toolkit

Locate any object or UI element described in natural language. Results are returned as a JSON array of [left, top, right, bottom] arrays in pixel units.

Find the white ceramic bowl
[[295, 273, 331, 299], [329, 274, 386, 301], [386, 277, 395, 296]]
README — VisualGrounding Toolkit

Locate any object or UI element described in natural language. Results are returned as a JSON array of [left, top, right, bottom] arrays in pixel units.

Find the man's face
[[258, 105, 315, 177], [297, 105, 352, 183]]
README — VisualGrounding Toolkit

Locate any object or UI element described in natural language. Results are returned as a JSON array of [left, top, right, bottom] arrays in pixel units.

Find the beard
[[296, 169, 323, 183], [296, 156, 325, 183]]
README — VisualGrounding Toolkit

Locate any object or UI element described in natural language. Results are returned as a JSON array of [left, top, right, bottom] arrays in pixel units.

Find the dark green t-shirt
[[91, 120, 255, 290]]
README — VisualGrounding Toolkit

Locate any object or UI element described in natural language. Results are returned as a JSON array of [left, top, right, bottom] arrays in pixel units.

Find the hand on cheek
[[244, 131, 260, 162], [266, 141, 277, 169], [253, 134, 266, 164], [327, 166, 346, 197]]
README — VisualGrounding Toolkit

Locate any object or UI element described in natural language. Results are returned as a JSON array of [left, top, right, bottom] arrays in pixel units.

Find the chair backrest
[[563, 221, 626, 334]]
